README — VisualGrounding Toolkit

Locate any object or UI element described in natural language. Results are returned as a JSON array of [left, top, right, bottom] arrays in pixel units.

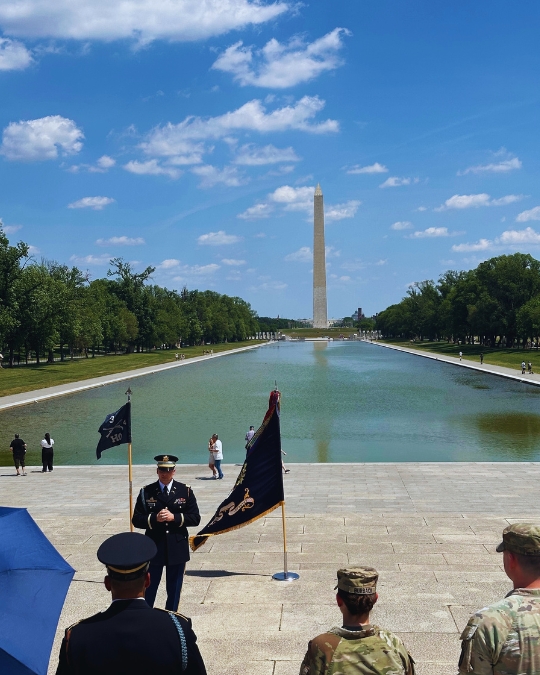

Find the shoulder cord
[[139, 488, 147, 513], [168, 612, 188, 672]]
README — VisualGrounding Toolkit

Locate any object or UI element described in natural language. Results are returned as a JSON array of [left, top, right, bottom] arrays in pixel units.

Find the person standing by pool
[[210, 434, 223, 479], [10, 433, 27, 476], [41, 432, 54, 472], [245, 426, 255, 443], [480, 353, 484, 365], [522, 361, 526, 375], [207, 437, 218, 479]]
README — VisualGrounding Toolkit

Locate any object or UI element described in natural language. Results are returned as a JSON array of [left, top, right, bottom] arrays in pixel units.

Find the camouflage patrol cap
[[496, 523, 540, 555], [335, 567, 378, 595]]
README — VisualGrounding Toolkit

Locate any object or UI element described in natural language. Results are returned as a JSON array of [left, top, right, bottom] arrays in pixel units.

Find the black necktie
[[163, 486, 168, 497]]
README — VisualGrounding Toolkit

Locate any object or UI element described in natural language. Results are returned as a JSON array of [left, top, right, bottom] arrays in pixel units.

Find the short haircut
[[108, 574, 147, 596], [14, 434, 19, 439], [337, 589, 376, 616], [514, 552, 540, 576]]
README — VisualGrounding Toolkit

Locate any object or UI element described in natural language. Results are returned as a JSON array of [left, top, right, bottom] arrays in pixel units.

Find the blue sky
[[1, 1, 539, 318]]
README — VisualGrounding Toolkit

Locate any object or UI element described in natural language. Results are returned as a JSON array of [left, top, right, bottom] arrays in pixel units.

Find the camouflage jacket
[[458, 588, 540, 675], [299, 625, 415, 675]]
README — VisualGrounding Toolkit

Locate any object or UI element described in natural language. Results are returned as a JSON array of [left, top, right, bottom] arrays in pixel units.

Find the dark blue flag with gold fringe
[[189, 390, 284, 551], [96, 401, 132, 459]]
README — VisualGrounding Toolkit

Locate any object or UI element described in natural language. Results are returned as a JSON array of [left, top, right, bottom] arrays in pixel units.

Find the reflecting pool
[[2, 341, 540, 465]]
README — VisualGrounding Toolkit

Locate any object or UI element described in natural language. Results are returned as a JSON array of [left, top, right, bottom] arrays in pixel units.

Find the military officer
[[299, 567, 415, 675], [458, 523, 540, 674], [132, 454, 200, 611], [56, 532, 207, 675]]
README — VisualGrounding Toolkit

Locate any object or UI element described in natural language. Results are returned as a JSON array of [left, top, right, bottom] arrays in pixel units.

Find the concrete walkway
[[0, 343, 266, 412], [369, 339, 540, 387], [1, 462, 538, 675]]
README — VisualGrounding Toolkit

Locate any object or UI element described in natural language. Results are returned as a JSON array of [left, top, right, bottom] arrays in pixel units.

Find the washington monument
[[313, 183, 328, 328]]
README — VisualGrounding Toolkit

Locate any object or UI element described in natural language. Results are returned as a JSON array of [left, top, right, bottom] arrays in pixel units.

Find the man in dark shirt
[[56, 532, 207, 675], [10, 434, 27, 476]]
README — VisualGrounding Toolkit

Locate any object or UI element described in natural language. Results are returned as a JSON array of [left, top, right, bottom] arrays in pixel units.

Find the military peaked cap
[[97, 532, 157, 580], [154, 454, 178, 468]]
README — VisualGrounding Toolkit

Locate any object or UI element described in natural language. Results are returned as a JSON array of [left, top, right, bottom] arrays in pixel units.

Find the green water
[[2, 341, 540, 466]]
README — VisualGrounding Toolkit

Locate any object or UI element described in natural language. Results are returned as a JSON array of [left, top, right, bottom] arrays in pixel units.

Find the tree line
[[375, 253, 540, 347], [0, 230, 261, 366]]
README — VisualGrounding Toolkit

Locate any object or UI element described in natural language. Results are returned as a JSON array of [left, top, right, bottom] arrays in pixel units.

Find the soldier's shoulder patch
[[460, 618, 480, 641]]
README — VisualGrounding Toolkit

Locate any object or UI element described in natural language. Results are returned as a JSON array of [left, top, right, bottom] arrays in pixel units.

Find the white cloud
[[269, 184, 314, 213], [390, 221, 412, 230], [250, 280, 287, 291], [1, 115, 83, 161], [70, 253, 111, 265], [435, 193, 525, 210], [285, 246, 312, 262], [197, 230, 242, 246], [27, 244, 40, 255], [329, 274, 351, 282], [516, 206, 540, 222], [0, 37, 33, 70], [415, 206, 427, 212], [68, 196, 115, 210], [123, 159, 181, 179], [237, 203, 274, 220], [347, 162, 388, 175], [0, 0, 289, 44], [1, 223, 23, 234], [158, 259, 180, 269], [141, 96, 338, 159], [212, 28, 349, 88], [90, 155, 116, 172], [191, 164, 244, 188], [458, 156, 522, 175], [375, 259, 387, 266], [222, 258, 246, 266], [379, 176, 412, 188], [498, 227, 540, 245], [234, 143, 299, 165], [171, 263, 221, 282], [96, 236, 144, 246], [325, 200, 360, 222], [410, 227, 450, 238]]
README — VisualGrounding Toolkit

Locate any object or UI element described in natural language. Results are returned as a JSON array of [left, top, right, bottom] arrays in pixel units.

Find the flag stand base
[[272, 571, 299, 582]]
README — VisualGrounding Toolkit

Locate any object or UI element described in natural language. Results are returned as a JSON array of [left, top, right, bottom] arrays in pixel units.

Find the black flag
[[190, 390, 284, 551], [96, 401, 132, 459]]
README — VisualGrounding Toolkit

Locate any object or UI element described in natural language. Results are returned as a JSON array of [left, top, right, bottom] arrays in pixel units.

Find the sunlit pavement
[[2, 462, 538, 675]]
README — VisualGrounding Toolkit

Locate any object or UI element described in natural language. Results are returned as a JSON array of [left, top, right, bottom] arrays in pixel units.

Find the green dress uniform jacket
[[459, 588, 540, 675], [132, 480, 200, 566], [299, 625, 415, 675], [55, 598, 206, 675]]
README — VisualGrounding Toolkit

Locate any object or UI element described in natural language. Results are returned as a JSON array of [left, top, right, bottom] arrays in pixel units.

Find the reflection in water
[[312, 342, 331, 463], [469, 412, 540, 458]]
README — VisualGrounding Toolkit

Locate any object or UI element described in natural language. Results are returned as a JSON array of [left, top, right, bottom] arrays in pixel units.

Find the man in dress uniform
[[55, 532, 207, 675], [132, 454, 200, 611], [458, 523, 540, 674], [299, 567, 415, 675]]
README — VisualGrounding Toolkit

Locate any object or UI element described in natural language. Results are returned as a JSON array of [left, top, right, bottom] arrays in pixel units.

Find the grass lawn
[[0, 341, 262, 398], [383, 339, 539, 372]]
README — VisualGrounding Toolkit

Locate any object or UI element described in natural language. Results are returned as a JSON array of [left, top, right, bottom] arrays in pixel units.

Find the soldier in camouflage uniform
[[459, 523, 540, 674], [299, 567, 415, 675]]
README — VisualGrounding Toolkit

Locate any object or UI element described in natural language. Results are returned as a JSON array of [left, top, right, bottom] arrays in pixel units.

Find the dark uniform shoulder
[[155, 607, 192, 623]]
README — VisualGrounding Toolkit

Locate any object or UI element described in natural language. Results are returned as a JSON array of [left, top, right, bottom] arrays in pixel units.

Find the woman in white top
[[211, 434, 223, 479], [41, 432, 54, 472]]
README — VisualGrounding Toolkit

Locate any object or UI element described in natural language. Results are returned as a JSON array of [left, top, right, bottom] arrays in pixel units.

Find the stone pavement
[[2, 462, 539, 675], [371, 340, 540, 387], [0, 343, 265, 411]]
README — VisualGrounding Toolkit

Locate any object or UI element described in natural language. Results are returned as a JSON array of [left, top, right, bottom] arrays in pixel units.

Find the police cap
[[335, 566, 378, 595], [154, 454, 178, 469], [97, 532, 157, 581], [496, 523, 540, 556]]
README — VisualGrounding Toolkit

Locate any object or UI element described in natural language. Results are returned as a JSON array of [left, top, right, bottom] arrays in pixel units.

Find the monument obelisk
[[313, 183, 328, 328]]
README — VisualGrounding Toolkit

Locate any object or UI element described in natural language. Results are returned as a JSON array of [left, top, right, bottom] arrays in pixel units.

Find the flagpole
[[272, 501, 299, 582], [126, 387, 134, 532]]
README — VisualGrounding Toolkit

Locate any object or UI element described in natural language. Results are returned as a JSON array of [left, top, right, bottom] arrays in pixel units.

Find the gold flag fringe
[[189, 500, 284, 552]]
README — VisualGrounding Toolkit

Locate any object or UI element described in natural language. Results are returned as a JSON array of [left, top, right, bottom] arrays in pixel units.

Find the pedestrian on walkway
[[41, 432, 54, 472], [245, 426, 255, 443], [207, 437, 218, 479], [480, 352, 484, 365], [459, 351, 463, 361], [10, 434, 27, 476], [210, 434, 223, 479], [522, 361, 526, 375], [528, 362, 534, 374]]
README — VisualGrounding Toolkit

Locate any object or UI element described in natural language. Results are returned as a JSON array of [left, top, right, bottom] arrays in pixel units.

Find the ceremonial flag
[[190, 390, 284, 551], [96, 401, 132, 459]]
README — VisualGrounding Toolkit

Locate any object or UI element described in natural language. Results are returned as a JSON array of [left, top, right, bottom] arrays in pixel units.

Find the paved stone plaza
[[2, 462, 539, 675]]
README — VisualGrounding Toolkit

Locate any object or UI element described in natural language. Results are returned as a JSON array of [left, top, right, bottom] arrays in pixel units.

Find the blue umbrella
[[0, 507, 75, 675]]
